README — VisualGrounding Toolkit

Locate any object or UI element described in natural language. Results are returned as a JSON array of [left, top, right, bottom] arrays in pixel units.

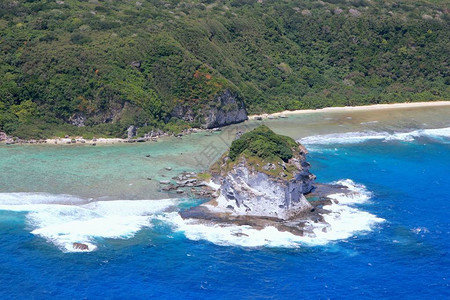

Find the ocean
[[0, 105, 449, 299]]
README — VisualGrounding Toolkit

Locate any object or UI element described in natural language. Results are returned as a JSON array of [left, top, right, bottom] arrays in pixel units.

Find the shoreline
[[0, 136, 148, 146], [249, 100, 450, 119], [1, 101, 449, 145], [0, 127, 215, 146]]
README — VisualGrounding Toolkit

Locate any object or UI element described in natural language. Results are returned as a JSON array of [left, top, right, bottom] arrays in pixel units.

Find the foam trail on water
[[299, 126, 450, 145], [162, 179, 384, 248], [422, 127, 450, 138], [0, 192, 87, 205], [300, 131, 389, 145], [0, 193, 178, 252], [326, 179, 372, 204], [387, 127, 450, 142], [310, 179, 384, 243]]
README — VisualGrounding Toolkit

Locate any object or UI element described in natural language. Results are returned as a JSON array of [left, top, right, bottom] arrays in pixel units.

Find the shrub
[[229, 125, 296, 162], [70, 33, 92, 44]]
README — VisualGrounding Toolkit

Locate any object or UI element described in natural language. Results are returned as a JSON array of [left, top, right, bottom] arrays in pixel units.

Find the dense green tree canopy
[[229, 125, 297, 162], [0, 0, 448, 138]]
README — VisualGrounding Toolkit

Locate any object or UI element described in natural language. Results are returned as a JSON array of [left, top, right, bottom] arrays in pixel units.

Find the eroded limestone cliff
[[213, 148, 315, 220], [172, 89, 248, 129], [183, 125, 317, 222]]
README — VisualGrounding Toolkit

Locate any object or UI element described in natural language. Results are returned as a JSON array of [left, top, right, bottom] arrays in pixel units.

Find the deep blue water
[[0, 137, 449, 299]]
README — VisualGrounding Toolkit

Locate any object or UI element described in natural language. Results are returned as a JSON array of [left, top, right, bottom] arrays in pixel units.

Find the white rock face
[[213, 160, 314, 220]]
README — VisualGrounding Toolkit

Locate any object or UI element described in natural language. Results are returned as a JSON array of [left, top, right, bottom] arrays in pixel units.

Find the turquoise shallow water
[[1, 105, 448, 199], [0, 105, 449, 298], [0, 131, 228, 199]]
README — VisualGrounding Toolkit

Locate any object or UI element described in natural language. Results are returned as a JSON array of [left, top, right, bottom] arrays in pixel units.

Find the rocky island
[[180, 125, 356, 236], [208, 125, 315, 219]]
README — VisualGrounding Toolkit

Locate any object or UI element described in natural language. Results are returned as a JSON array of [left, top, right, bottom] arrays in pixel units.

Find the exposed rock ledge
[[180, 183, 352, 237], [213, 153, 315, 220], [178, 125, 344, 236]]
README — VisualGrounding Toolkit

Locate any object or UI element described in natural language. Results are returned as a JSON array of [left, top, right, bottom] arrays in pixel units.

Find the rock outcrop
[[171, 89, 248, 129], [127, 125, 137, 139], [178, 126, 371, 238], [204, 89, 248, 129], [182, 125, 317, 222], [69, 100, 137, 127], [69, 112, 86, 127], [0, 131, 7, 141], [73, 242, 89, 251], [216, 155, 315, 220]]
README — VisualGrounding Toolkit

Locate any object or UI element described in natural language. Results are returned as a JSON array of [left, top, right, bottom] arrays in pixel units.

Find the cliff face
[[179, 126, 317, 223], [204, 90, 248, 129], [214, 149, 315, 220], [172, 89, 248, 129], [68, 101, 134, 127]]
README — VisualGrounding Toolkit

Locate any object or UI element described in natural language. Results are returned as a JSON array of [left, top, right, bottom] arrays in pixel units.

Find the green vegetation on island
[[212, 125, 302, 180], [229, 125, 297, 162], [1, 0, 449, 138]]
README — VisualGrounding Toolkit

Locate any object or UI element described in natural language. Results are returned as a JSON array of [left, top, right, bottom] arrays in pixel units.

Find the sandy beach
[[249, 101, 450, 119], [43, 137, 127, 145], [0, 136, 151, 146], [2, 101, 449, 145]]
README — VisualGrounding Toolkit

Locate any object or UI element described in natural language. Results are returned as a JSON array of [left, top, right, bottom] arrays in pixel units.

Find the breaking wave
[[299, 127, 450, 145], [0, 192, 88, 206], [0, 180, 384, 251], [0, 193, 178, 252], [161, 179, 384, 248]]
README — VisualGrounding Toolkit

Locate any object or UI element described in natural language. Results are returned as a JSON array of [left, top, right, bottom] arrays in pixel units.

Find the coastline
[[0, 127, 218, 146], [45, 137, 128, 145], [0, 137, 142, 146], [1, 100, 449, 145], [249, 100, 450, 119]]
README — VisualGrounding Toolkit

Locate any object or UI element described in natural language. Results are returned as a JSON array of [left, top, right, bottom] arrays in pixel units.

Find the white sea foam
[[422, 127, 450, 138], [310, 179, 384, 242], [299, 127, 450, 145], [205, 181, 220, 191], [388, 127, 450, 142], [326, 179, 372, 204], [163, 179, 384, 248], [160, 213, 308, 248], [0, 194, 177, 252], [360, 120, 379, 125], [300, 131, 390, 145], [0, 180, 385, 251], [411, 227, 429, 235], [0, 192, 87, 205]]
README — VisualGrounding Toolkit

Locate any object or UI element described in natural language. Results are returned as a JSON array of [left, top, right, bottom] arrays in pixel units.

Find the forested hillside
[[1, 0, 449, 138]]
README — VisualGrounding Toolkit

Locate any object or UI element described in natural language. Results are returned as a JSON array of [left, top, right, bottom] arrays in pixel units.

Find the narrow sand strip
[[44, 137, 127, 145], [249, 101, 450, 119]]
